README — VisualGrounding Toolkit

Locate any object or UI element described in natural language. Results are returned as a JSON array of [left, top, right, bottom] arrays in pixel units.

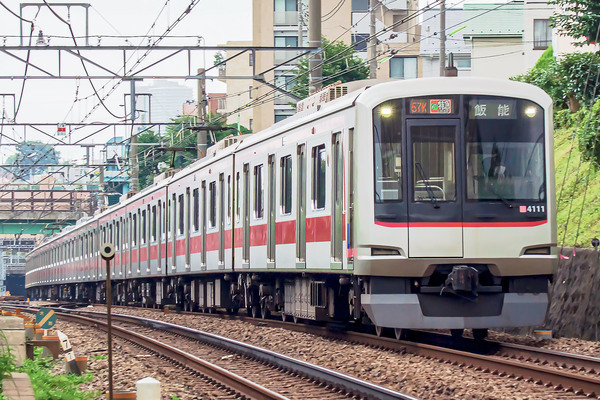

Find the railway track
[[6, 304, 416, 400], [57, 304, 600, 399]]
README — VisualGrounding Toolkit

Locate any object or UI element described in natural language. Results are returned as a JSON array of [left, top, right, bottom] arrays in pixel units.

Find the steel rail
[[55, 308, 417, 400], [9, 306, 289, 400]]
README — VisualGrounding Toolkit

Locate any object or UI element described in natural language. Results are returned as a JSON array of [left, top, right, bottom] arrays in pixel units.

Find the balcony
[[274, 11, 298, 25]]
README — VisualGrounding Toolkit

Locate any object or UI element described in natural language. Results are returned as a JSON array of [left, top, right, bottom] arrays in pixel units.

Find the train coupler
[[441, 265, 479, 299]]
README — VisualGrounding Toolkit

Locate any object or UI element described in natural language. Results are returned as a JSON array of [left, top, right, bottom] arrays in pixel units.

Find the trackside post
[[100, 243, 115, 400]]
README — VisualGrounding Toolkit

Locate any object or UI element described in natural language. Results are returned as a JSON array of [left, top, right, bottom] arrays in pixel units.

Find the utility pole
[[197, 68, 207, 160], [439, 0, 446, 76], [128, 78, 140, 192], [308, 0, 322, 94], [298, 0, 303, 47], [369, 0, 377, 79]]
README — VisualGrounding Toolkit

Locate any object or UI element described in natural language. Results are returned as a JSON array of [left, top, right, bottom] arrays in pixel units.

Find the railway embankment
[[547, 247, 600, 339]]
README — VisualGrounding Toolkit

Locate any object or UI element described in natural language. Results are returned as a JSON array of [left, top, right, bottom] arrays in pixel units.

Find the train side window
[[281, 155, 292, 215], [193, 188, 200, 231], [178, 194, 184, 235], [151, 205, 157, 242], [116, 221, 120, 250], [209, 181, 217, 228], [254, 164, 264, 219], [312, 145, 326, 210], [236, 172, 241, 222], [132, 213, 137, 246], [162, 201, 167, 239], [141, 209, 147, 244], [227, 175, 232, 224]]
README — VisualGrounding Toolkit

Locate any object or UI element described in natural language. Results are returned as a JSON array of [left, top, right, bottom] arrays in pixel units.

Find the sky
[[0, 0, 252, 164], [0, 0, 515, 165]]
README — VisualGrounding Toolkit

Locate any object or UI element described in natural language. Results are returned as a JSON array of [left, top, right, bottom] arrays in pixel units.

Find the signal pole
[[369, 0, 377, 79], [308, 0, 322, 94], [439, 0, 446, 76], [128, 79, 139, 192]]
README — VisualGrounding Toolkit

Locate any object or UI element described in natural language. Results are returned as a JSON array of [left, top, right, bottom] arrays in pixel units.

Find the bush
[[577, 99, 600, 167]]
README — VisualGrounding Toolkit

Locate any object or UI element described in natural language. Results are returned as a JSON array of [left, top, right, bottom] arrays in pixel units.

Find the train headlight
[[380, 106, 393, 118], [524, 106, 537, 118]]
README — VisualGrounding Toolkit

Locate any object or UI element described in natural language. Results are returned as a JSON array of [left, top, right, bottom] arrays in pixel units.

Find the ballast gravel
[[71, 305, 589, 400]]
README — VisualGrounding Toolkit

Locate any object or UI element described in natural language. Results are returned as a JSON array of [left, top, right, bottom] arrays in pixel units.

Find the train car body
[[26, 78, 557, 333]]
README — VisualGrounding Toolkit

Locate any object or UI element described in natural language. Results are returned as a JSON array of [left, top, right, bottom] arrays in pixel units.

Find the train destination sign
[[469, 99, 517, 119], [409, 98, 453, 115]]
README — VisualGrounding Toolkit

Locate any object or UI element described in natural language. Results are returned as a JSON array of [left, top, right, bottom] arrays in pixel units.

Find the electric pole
[[129, 79, 139, 192], [298, 0, 303, 47], [440, 0, 446, 76], [369, 0, 377, 79], [308, 0, 322, 94], [197, 68, 207, 160]]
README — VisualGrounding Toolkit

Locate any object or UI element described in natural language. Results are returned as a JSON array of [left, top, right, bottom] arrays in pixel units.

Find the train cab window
[[193, 188, 200, 231], [465, 96, 545, 201], [373, 102, 403, 202], [311, 145, 326, 210], [411, 126, 456, 202], [141, 209, 147, 244], [209, 181, 217, 228], [254, 165, 264, 219], [178, 194, 184, 235], [281, 155, 293, 214], [152, 205, 157, 242]]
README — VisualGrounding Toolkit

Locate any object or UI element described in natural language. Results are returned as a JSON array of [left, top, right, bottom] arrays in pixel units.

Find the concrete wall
[[546, 248, 600, 340], [469, 38, 524, 80]]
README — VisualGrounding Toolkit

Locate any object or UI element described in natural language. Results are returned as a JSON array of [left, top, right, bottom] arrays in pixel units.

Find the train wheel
[[472, 328, 488, 341], [451, 329, 464, 339]]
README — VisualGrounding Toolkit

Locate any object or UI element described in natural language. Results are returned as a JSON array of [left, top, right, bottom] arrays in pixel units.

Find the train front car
[[354, 78, 556, 335]]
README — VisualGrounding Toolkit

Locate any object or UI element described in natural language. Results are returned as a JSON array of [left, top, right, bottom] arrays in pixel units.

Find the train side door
[[296, 144, 306, 268], [406, 119, 463, 258], [331, 133, 343, 267]]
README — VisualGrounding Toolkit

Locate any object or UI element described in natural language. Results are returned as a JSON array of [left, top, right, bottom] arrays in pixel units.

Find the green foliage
[[135, 114, 251, 190], [170, 396, 180, 400], [291, 37, 369, 99], [89, 354, 107, 360], [17, 353, 99, 400], [549, 0, 600, 45], [533, 46, 554, 69], [213, 51, 224, 67], [0, 332, 16, 380], [511, 51, 600, 110], [576, 100, 600, 167]]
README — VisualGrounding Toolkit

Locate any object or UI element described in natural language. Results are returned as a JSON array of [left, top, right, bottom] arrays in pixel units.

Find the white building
[[136, 80, 194, 124]]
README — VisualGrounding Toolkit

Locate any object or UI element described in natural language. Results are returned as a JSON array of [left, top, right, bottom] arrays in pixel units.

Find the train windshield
[[465, 96, 545, 201], [374, 101, 403, 202]]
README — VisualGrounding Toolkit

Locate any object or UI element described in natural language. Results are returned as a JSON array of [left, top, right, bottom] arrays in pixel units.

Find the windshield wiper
[[488, 183, 513, 208], [415, 162, 440, 209]]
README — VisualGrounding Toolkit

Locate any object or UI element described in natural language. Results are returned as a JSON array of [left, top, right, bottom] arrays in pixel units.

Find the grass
[[554, 125, 600, 247]]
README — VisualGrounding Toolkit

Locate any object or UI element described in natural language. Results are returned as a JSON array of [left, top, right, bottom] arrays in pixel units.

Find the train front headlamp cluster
[[380, 106, 393, 118], [524, 106, 537, 118]]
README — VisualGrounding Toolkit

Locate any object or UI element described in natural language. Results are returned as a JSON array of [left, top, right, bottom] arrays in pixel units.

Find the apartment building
[[221, 0, 421, 133]]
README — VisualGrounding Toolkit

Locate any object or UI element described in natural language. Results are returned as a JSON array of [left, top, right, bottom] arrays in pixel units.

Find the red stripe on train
[[375, 220, 548, 228]]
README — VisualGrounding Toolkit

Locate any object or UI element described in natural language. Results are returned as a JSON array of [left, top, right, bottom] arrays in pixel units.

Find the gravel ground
[[76, 305, 590, 400], [51, 319, 241, 399]]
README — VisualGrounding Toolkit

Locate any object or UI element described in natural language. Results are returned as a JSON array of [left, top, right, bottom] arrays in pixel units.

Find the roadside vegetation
[[0, 346, 99, 400]]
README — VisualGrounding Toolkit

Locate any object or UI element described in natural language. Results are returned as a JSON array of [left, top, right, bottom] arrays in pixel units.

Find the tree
[[291, 37, 369, 99], [549, 0, 600, 45], [5, 141, 60, 180]]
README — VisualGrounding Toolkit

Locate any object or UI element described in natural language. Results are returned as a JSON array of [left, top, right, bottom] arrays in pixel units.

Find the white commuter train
[[26, 78, 557, 338]]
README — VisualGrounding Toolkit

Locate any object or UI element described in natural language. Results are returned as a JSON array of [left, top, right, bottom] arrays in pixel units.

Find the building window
[[249, 119, 253, 131], [249, 86, 253, 99], [249, 52, 254, 66], [281, 155, 293, 215], [254, 165, 264, 219], [218, 98, 227, 110], [390, 57, 417, 79], [274, 36, 298, 47], [275, 114, 290, 123], [352, 0, 368, 11], [209, 181, 217, 228], [456, 58, 471, 69], [534, 19, 552, 49], [392, 12, 409, 32], [274, 0, 297, 11], [312, 145, 326, 210], [351, 34, 369, 51]]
